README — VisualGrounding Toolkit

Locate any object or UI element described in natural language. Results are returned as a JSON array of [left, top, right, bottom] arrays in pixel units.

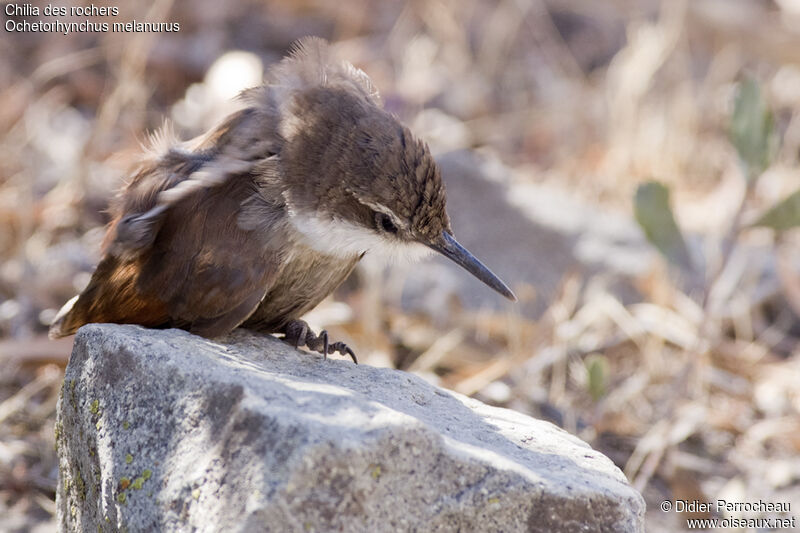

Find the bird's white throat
[[288, 209, 432, 263]]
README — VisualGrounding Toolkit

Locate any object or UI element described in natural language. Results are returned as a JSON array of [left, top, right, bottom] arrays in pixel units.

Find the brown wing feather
[[49, 105, 285, 339], [136, 172, 284, 335]]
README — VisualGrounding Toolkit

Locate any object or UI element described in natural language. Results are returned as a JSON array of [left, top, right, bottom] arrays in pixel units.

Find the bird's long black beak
[[428, 232, 516, 301]]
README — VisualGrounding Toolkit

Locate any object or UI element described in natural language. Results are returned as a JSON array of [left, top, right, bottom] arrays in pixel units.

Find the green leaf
[[750, 188, 800, 232], [634, 181, 693, 270], [730, 79, 777, 181], [585, 354, 607, 402]]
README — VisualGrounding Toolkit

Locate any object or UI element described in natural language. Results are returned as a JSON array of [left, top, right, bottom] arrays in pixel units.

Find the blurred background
[[2, 0, 800, 531]]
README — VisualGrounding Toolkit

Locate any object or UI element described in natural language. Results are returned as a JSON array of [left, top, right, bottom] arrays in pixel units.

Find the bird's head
[[259, 38, 515, 301]]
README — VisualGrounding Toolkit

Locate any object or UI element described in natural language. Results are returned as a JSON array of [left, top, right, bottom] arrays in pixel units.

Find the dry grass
[[1, 0, 799, 531]]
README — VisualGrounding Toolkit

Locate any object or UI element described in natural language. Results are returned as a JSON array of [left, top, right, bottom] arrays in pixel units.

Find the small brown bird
[[49, 38, 515, 362]]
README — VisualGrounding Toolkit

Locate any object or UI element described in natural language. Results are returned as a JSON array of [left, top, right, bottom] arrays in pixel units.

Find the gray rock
[[56, 324, 644, 532]]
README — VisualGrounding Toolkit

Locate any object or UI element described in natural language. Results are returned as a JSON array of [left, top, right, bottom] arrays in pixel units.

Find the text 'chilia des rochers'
[[5, 3, 181, 34]]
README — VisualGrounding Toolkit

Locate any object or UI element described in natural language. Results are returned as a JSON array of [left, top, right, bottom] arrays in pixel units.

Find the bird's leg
[[282, 319, 358, 364]]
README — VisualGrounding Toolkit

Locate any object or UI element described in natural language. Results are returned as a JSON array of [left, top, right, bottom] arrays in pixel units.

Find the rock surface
[[56, 324, 645, 532]]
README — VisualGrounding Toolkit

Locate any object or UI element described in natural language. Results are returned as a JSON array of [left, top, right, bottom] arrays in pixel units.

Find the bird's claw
[[282, 319, 357, 364]]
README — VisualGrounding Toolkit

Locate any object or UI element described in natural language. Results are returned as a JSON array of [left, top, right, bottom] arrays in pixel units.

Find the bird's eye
[[375, 212, 398, 234]]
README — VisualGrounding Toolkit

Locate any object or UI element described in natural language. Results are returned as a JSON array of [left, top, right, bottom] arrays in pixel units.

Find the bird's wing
[[106, 108, 279, 259], [134, 168, 286, 338], [50, 107, 286, 339]]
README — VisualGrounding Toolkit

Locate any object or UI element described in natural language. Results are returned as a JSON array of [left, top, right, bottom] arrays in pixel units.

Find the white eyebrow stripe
[[358, 200, 409, 230]]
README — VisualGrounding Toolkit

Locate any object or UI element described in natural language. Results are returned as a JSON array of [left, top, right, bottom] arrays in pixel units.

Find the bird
[[48, 37, 516, 363]]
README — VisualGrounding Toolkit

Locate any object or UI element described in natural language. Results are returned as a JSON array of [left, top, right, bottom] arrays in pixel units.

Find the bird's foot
[[282, 319, 357, 364]]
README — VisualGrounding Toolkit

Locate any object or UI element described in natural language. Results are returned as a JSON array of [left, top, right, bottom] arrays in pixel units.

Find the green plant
[[635, 78, 798, 296]]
